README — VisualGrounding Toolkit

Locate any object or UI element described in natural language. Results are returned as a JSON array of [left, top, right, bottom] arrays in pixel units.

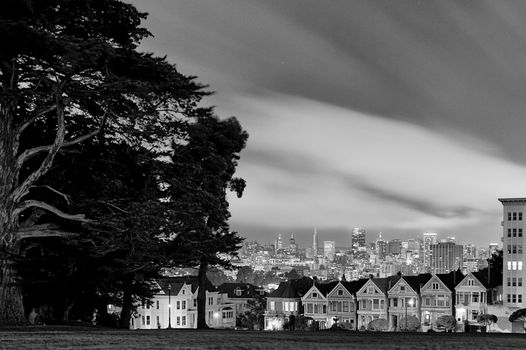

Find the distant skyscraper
[[289, 233, 297, 254], [376, 233, 386, 260], [313, 228, 319, 255], [324, 241, 336, 261], [352, 227, 366, 253], [275, 233, 283, 252], [423, 232, 438, 267], [430, 241, 463, 274], [488, 243, 499, 256], [464, 244, 476, 259], [387, 239, 402, 256], [499, 198, 526, 309]]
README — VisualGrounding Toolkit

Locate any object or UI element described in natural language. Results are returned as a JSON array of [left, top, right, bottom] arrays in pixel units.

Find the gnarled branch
[[15, 224, 79, 240], [13, 200, 90, 223]]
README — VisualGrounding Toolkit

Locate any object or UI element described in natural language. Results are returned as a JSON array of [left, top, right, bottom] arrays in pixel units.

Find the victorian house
[[455, 272, 491, 323], [132, 276, 236, 329], [264, 277, 312, 330], [326, 278, 368, 329], [356, 276, 400, 329], [218, 283, 267, 316], [301, 281, 338, 329], [387, 274, 432, 330], [420, 270, 463, 329]]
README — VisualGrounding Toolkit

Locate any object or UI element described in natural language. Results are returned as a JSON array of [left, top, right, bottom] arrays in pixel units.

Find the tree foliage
[[477, 314, 497, 325], [436, 315, 456, 331], [398, 315, 420, 331], [367, 318, 388, 331], [509, 308, 526, 322]]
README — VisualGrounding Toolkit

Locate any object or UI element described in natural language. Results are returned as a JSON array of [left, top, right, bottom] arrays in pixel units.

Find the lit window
[[270, 301, 275, 310], [513, 261, 518, 270], [176, 301, 180, 309], [519, 261, 523, 270]]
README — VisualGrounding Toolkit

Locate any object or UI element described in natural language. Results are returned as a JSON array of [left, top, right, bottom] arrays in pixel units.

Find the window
[[182, 301, 186, 309], [270, 301, 275, 310], [142, 316, 145, 325], [284, 302, 289, 312], [156, 301, 159, 309], [392, 298, 398, 307], [520, 229, 523, 237], [508, 278, 511, 287], [208, 297, 213, 305], [194, 299, 197, 307], [520, 212, 523, 221], [182, 289, 185, 295], [360, 300, 367, 309], [306, 303, 313, 313], [424, 297, 431, 306], [513, 245, 517, 254], [323, 304, 327, 313], [343, 301, 349, 312], [513, 294, 517, 303], [519, 261, 523, 270], [312, 292, 318, 298], [338, 289, 344, 296], [519, 295, 523, 303], [507, 294, 511, 303], [367, 287, 375, 294], [519, 278, 523, 287], [432, 282, 439, 290], [508, 212, 512, 221], [400, 285, 405, 292], [176, 316, 180, 326], [513, 229, 517, 237], [508, 228, 512, 237], [472, 293, 479, 303], [182, 316, 186, 326], [176, 301, 180, 310], [508, 261, 512, 270], [223, 311, 233, 319], [471, 310, 478, 320], [514, 212, 517, 221], [217, 297, 221, 304], [146, 316, 150, 325], [468, 279, 474, 286], [156, 316, 160, 326], [508, 245, 512, 254], [520, 245, 523, 254], [437, 295, 445, 307], [513, 278, 517, 287]]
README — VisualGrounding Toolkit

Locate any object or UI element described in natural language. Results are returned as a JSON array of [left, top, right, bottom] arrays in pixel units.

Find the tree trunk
[[63, 297, 76, 321], [119, 282, 133, 329], [196, 260, 209, 329], [0, 256, 26, 324]]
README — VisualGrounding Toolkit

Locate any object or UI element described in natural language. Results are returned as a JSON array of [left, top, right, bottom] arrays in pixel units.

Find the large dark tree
[[0, 0, 208, 323], [165, 115, 248, 329]]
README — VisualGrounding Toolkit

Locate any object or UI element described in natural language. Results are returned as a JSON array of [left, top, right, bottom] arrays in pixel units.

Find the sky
[[129, 0, 526, 248]]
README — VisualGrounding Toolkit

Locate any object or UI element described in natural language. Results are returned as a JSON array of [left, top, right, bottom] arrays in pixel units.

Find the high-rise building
[[488, 243, 499, 256], [352, 227, 366, 253], [376, 233, 386, 260], [313, 228, 319, 256], [387, 239, 402, 256], [423, 232, 438, 266], [324, 241, 336, 261], [499, 198, 526, 309], [275, 233, 283, 252], [430, 241, 463, 274], [464, 244, 476, 259], [289, 233, 297, 254]]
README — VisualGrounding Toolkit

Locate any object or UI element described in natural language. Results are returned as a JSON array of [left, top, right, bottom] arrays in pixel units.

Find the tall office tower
[[352, 227, 366, 253], [275, 233, 283, 252], [464, 244, 476, 259], [423, 232, 438, 266], [488, 243, 499, 256], [499, 198, 526, 309], [313, 228, 319, 255], [430, 241, 464, 274], [387, 239, 402, 255], [289, 233, 298, 254], [324, 241, 336, 261], [447, 236, 456, 243], [376, 233, 386, 260], [407, 239, 418, 252]]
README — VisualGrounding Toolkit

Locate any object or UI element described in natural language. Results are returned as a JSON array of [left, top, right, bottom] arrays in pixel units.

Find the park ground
[[0, 327, 525, 350]]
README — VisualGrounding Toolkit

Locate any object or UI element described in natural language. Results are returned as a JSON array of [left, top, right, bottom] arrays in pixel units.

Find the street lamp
[[404, 298, 414, 331], [168, 284, 172, 329]]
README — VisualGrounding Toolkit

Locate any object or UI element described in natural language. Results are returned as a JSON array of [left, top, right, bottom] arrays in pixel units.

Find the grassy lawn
[[1, 327, 525, 350]]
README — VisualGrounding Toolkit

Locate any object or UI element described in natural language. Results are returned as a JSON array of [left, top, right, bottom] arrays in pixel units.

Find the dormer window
[[182, 289, 185, 295], [432, 282, 439, 290], [312, 292, 318, 298], [367, 287, 375, 294], [468, 279, 474, 286], [235, 288, 242, 296], [400, 285, 405, 292], [337, 289, 344, 296]]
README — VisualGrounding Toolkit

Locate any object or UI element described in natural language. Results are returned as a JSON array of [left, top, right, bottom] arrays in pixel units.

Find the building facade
[[430, 242, 463, 274], [499, 198, 526, 310]]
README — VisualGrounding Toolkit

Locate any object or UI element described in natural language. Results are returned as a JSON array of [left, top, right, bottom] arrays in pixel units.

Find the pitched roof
[[341, 278, 369, 295], [268, 277, 313, 299], [436, 269, 465, 290], [372, 275, 401, 293], [217, 283, 266, 298], [157, 276, 216, 295], [471, 271, 492, 288], [314, 281, 340, 297], [402, 274, 433, 293]]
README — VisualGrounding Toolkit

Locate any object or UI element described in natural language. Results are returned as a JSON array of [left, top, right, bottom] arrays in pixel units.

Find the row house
[[420, 270, 464, 327], [264, 277, 313, 330], [301, 278, 369, 330], [387, 274, 432, 330], [356, 275, 400, 329], [455, 271, 501, 323], [132, 276, 236, 329], [218, 283, 267, 315]]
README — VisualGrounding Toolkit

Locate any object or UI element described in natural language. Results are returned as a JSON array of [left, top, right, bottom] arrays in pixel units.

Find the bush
[[367, 318, 388, 331], [435, 315, 456, 332], [398, 315, 420, 331]]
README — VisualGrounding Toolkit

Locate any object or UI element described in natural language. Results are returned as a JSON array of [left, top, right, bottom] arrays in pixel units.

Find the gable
[[388, 278, 416, 296], [456, 273, 486, 291], [301, 286, 326, 301], [327, 283, 352, 298], [357, 279, 381, 296], [421, 275, 450, 293]]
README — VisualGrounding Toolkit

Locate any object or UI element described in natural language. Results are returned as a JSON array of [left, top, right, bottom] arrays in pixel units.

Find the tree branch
[[29, 185, 72, 205], [11, 83, 67, 203], [15, 224, 79, 240], [13, 200, 90, 223]]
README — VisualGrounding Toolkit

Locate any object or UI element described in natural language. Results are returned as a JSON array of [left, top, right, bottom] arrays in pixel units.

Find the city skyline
[[130, 1, 526, 247]]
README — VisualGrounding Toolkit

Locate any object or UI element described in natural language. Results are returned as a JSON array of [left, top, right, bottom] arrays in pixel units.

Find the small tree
[[398, 315, 420, 332], [436, 315, 456, 332], [477, 314, 497, 326], [367, 318, 388, 331], [508, 308, 526, 322]]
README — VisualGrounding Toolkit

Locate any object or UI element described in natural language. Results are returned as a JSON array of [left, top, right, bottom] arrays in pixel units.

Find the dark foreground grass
[[1, 327, 525, 350]]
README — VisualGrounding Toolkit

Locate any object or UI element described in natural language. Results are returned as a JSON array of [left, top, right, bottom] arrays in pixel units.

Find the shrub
[[398, 315, 420, 331], [367, 318, 388, 331], [435, 315, 456, 332]]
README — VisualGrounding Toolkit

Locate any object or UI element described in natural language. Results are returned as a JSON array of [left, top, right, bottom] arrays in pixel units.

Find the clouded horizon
[[129, 0, 526, 248]]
